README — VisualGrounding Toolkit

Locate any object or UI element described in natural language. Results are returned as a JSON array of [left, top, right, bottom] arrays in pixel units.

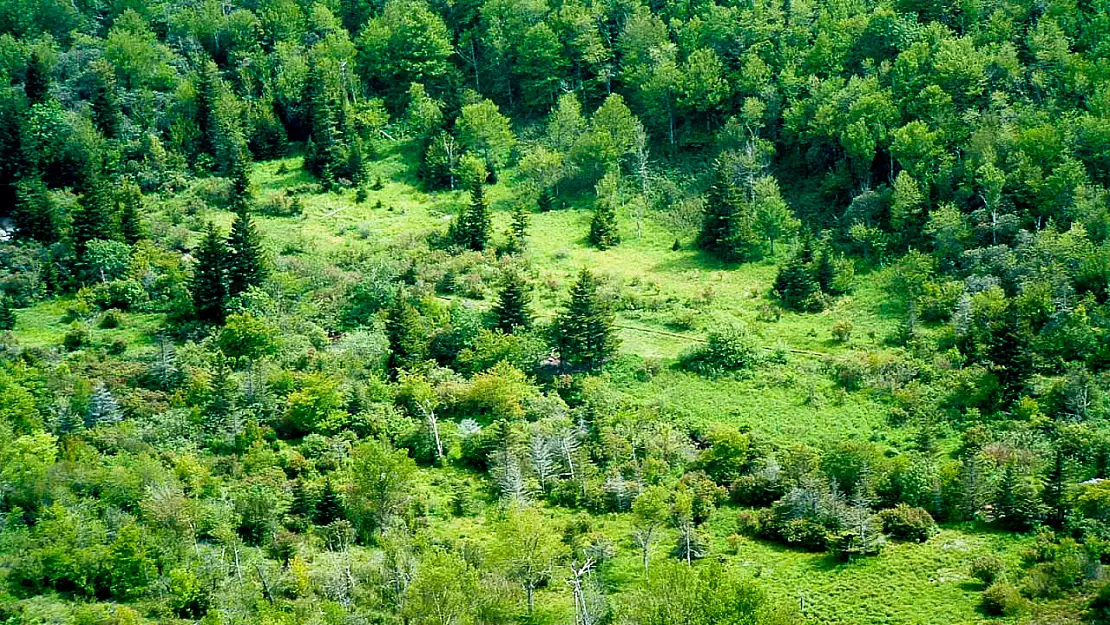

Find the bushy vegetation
[[1, 0, 1110, 621]]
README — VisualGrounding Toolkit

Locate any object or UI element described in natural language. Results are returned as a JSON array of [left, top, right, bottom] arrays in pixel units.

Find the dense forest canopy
[[0, 0, 1110, 621]]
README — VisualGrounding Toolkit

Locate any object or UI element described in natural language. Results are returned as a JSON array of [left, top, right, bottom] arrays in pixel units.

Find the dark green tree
[[774, 255, 822, 312], [117, 179, 145, 245], [71, 155, 116, 262], [385, 291, 427, 371], [698, 153, 760, 261], [536, 186, 555, 212], [13, 176, 60, 243], [24, 49, 51, 104], [206, 353, 236, 434], [314, 479, 343, 525], [553, 268, 619, 370], [453, 174, 491, 251], [589, 170, 621, 250], [0, 296, 16, 331], [191, 222, 230, 324], [87, 59, 120, 138], [493, 270, 532, 334], [226, 207, 267, 297], [504, 202, 529, 254], [993, 463, 1043, 531]]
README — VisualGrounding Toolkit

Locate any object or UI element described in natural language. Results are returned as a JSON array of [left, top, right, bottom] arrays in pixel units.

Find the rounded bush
[[980, 582, 1025, 617]]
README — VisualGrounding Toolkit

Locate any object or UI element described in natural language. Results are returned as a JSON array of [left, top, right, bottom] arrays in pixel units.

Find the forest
[[0, 0, 1109, 622]]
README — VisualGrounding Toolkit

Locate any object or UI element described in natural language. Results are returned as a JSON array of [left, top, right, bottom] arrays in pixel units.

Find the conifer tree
[[71, 154, 116, 262], [589, 170, 621, 250], [554, 268, 619, 370], [24, 48, 50, 104], [699, 153, 760, 261], [87, 59, 120, 138], [290, 479, 315, 520], [814, 245, 836, 294], [226, 206, 267, 298], [314, 480, 344, 525], [453, 172, 491, 251], [207, 353, 236, 433], [385, 290, 427, 370], [303, 56, 345, 187], [0, 296, 16, 331], [195, 60, 221, 159], [86, 382, 123, 427], [504, 202, 529, 254], [191, 222, 230, 324], [117, 179, 145, 245], [493, 270, 532, 334], [13, 176, 60, 243], [773, 255, 822, 312], [536, 187, 555, 212], [229, 152, 253, 212]]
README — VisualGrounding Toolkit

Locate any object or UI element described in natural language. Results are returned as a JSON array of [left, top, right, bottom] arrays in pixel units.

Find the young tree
[[456, 99, 516, 179], [86, 382, 123, 427], [589, 169, 621, 250], [347, 438, 418, 539], [117, 179, 145, 245], [451, 158, 492, 251], [504, 202, 529, 254], [226, 206, 267, 297], [71, 155, 117, 262], [315, 479, 344, 525], [553, 268, 619, 370], [495, 505, 565, 614], [698, 152, 760, 261], [386, 291, 428, 371], [205, 353, 237, 435], [493, 269, 532, 334], [0, 296, 16, 331], [751, 176, 799, 255], [13, 176, 61, 244], [631, 486, 671, 571], [87, 59, 121, 139], [23, 48, 51, 104], [191, 223, 230, 324]]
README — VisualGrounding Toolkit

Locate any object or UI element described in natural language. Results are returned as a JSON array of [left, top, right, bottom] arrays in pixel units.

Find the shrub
[[355, 187, 368, 203], [878, 505, 937, 542], [89, 279, 148, 311], [99, 309, 123, 329], [776, 518, 830, 551], [63, 323, 90, 351], [980, 582, 1025, 617], [1088, 582, 1110, 624], [831, 319, 853, 343], [107, 338, 127, 355], [970, 554, 1006, 585], [679, 326, 760, 376]]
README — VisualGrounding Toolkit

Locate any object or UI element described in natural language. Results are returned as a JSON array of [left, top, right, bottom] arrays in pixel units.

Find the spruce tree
[[554, 268, 619, 370], [87, 60, 120, 139], [385, 290, 427, 371], [226, 206, 267, 297], [290, 479, 316, 520], [191, 222, 230, 324], [86, 382, 123, 427], [314, 480, 343, 525], [698, 153, 760, 261], [454, 175, 491, 251], [773, 255, 822, 312], [0, 296, 16, 331], [536, 186, 555, 212], [71, 154, 116, 262], [24, 49, 50, 104], [13, 176, 60, 243], [194, 60, 222, 159], [589, 170, 621, 250], [117, 179, 145, 245], [493, 270, 532, 334], [229, 152, 253, 212], [814, 245, 836, 294], [206, 352, 237, 433], [504, 202, 529, 254]]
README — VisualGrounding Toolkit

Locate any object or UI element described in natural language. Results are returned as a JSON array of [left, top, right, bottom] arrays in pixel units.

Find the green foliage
[[492, 269, 531, 334], [191, 222, 229, 324], [346, 438, 418, 539], [553, 268, 619, 370], [226, 206, 268, 297], [589, 169, 621, 250], [680, 326, 759, 377]]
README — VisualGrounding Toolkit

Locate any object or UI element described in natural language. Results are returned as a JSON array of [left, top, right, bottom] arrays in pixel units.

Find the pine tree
[[493, 270, 532, 334], [774, 255, 822, 312], [554, 268, 620, 370], [13, 176, 60, 243], [195, 60, 222, 159], [191, 222, 230, 324], [24, 48, 51, 104], [1043, 447, 1070, 529], [348, 137, 366, 186], [86, 382, 123, 427], [589, 170, 621, 250], [290, 479, 316, 520], [117, 179, 145, 245], [314, 480, 344, 525], [993, 463, 1042, 531], [814, 245, 836, 294], [71, 154, 116, 262], [0, 296, 16, 331], [536, 187, 555, 212], [206, 353, 237, 433], [504, 202, 529, 254], [88, 59, 120, 138], [303, 56, 345, 187], [385, 291, 427, 371], [698, 154, 760, 261], [229, 152, 253, 212], [453, 175, 491, 251], [226, 206, 267, 297]]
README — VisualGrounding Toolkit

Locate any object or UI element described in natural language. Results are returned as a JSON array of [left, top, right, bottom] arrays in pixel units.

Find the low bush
[[980, 582, 1025, 617], [878, 504, 937, 543], [679, 325, 760, 377]]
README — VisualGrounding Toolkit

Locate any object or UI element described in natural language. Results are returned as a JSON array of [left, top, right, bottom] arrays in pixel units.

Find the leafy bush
[[88, 279, 148, 311], [970, 554, 1005, 585], [980, 582, 1025, 617], [878, 505, 937, 542], [63, 323, 89, 351], [99, 309, 123, 329], [679, 326, 759, 376], [831, 319, 853, 343]]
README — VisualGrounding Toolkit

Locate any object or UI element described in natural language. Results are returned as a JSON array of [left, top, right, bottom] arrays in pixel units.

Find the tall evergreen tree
[[453, 174, 491, 251], [303, 56, 345, 187], [191, 222, 230, 324], [229, 152, 253, 212], [87, 59, 120, 139], [13, 176, 60, 243], [0, 296, 16, 331], [206, 352, 237, 434], [23, 49, 50, 104], [385, 290, 427, 371], [698, 153, 760, 261], [314, 479, 344, 525], [493, 270, 532, 334], [589, 170, 621, 250], [504, 202, 529, 254], [773, 254, 822, 312], [117, 179, 145, 245], [86, 382, 123, 427], [194, 60, 221, 159], [226, 206, 267, 297], [554, 268, 619, 370], [71, 154, 116, 262]]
